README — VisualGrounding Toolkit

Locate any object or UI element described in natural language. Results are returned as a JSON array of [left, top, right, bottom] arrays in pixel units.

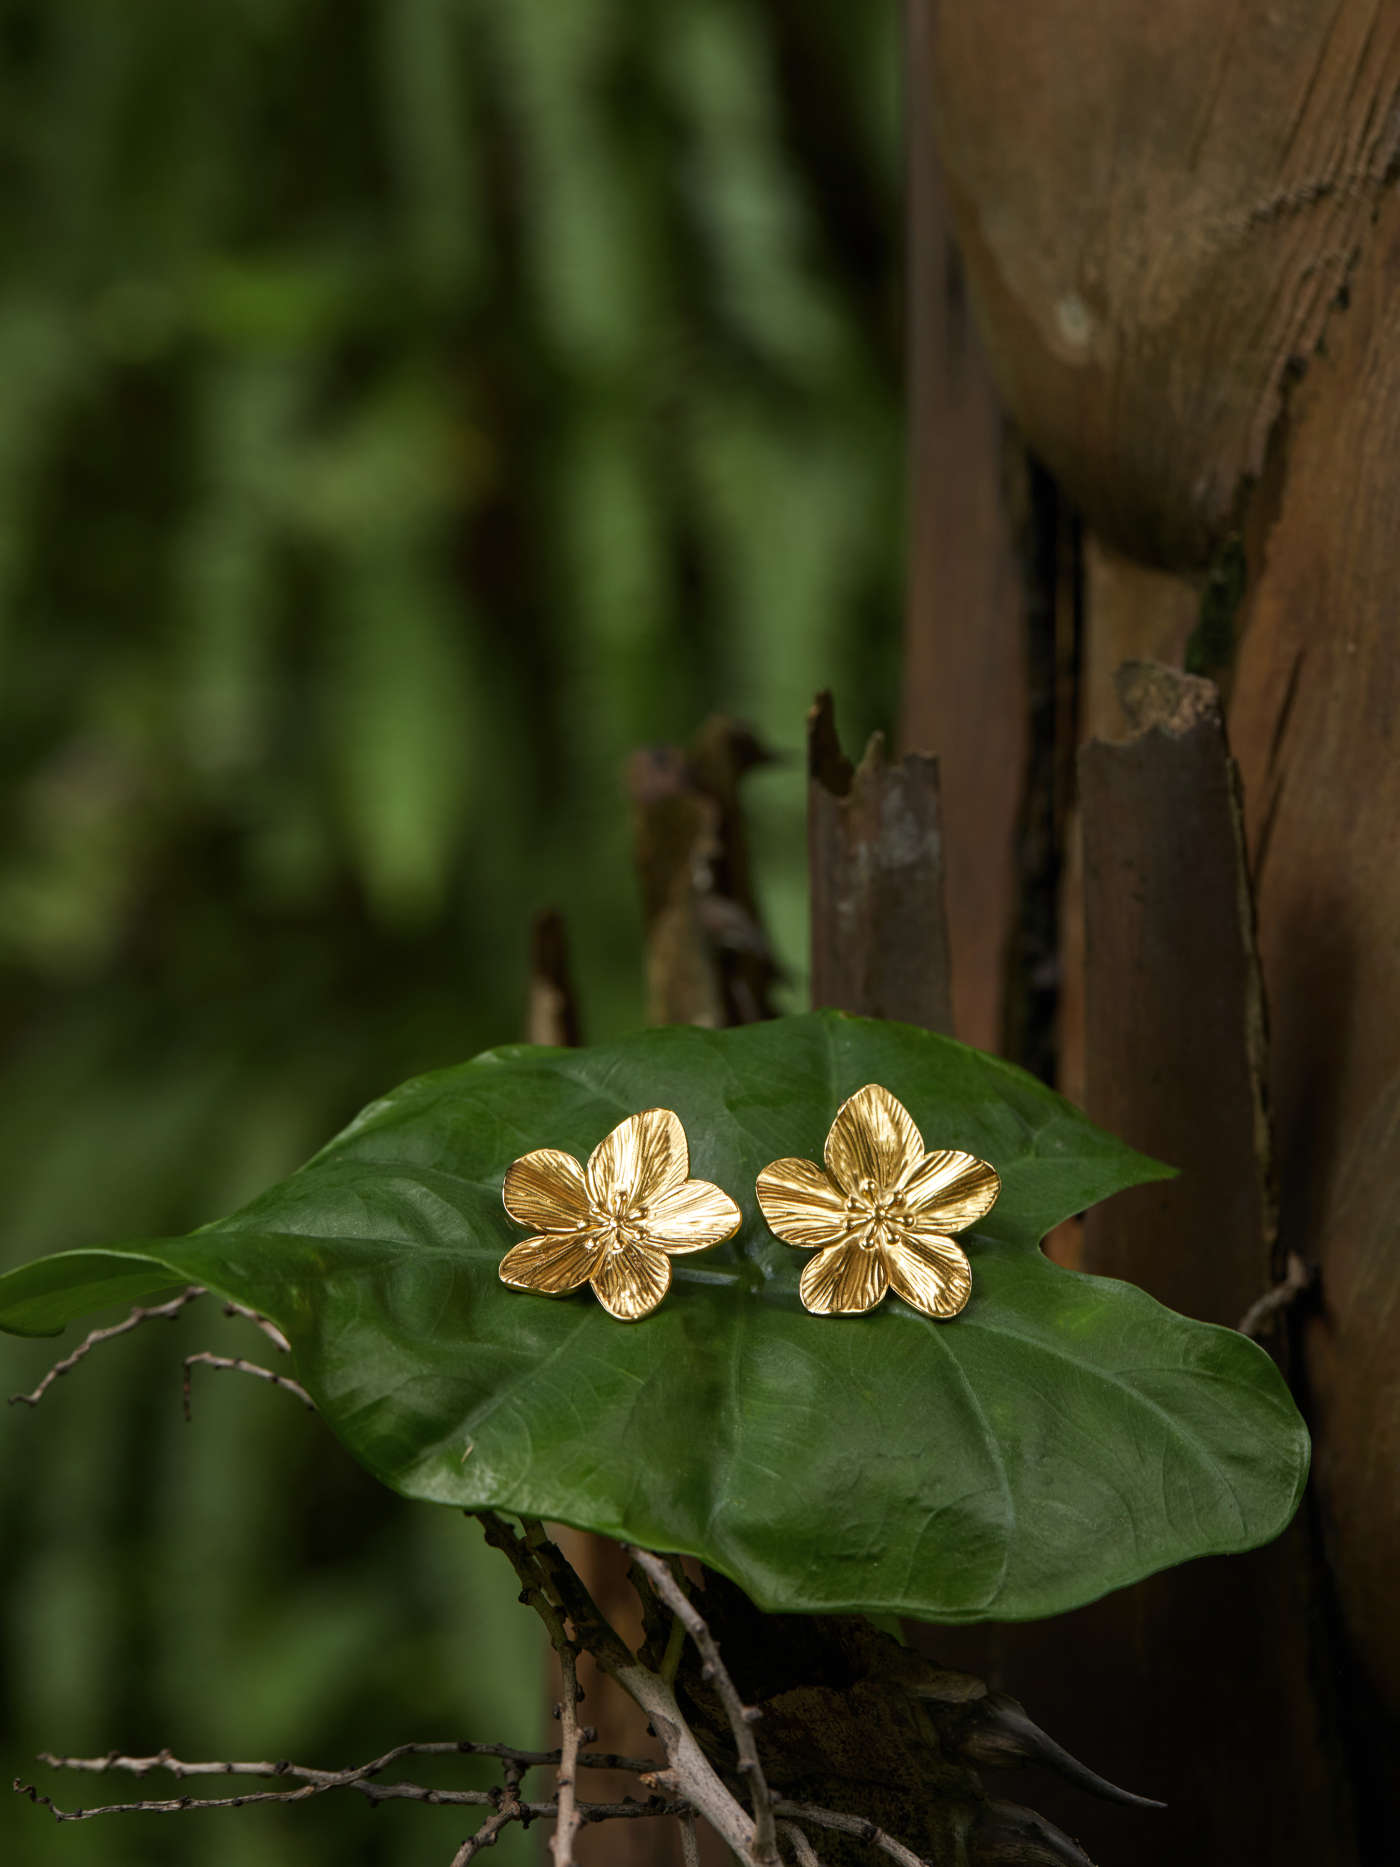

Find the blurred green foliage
[[0, 1, 901, 1861]]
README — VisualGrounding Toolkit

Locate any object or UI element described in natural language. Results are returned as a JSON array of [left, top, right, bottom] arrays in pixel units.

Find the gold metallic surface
[[500, 1109, 741, 1322], [756, 1084, 1000, 1320]]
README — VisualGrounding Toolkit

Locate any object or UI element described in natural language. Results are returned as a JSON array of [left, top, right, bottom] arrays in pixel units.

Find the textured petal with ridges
[[498, 1231, 600, 1295], [825, 1084, 924, 1197], [591, 1243, 672, 1321], [502, 1148, 591, 1233], [755, 1156, 850, 1250], [645, 1178, 742, 1254], [901, 1149, 1002, 1235], [800, 1240, 890, 1314], [884, 1232, 973, 1320], [587, 1108, 688, 1210]]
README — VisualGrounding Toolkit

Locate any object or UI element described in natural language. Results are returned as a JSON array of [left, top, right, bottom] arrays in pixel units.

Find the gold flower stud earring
[[755, 1085, 1000, 1320], [500, 1109, 741, 1322]]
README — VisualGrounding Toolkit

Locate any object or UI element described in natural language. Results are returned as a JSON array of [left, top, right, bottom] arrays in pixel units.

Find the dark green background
[[0, 3, 901, 1862]]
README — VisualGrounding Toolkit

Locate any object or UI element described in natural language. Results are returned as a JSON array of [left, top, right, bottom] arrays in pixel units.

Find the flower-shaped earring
[[755, 1085, 1000, 1320], [500, 1109, 740, 1322]]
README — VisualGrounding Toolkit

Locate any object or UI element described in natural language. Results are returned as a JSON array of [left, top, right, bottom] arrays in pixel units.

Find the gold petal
[[884, 1233, 973, 1320], [587, 1108, 688, 1209], [755, 1157, 850, 1250], [499, 1231, 601, 1295], [900, 1149, 1002, 1235], [646, 1178, 742, 1254], [502, 1148, 591, 1232], [824, 1084, 925, 1197], [799, 1240, 889, 1315], [591, 1243, 672, 1321]]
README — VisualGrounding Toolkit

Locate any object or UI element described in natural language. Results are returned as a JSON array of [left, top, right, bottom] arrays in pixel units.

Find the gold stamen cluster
[[499, 1085, 999, 1324]]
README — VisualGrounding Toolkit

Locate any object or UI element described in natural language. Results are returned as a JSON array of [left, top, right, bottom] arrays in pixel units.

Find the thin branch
[[680, 1810, 703, 1867], [546, 1593, 583, 1866], [627, 1544, 779, 1867], [9, 1287, 206, 1407], [772, 1801, 931, 1867], [14, 1775, 687, 1826], [220, 1299, 291, 1355], [478, 1513, 760, 1862], [36, 1739, 659, 1781], [779, 1820, 825, 1867], [182, 1353, 314, 1422], [1237, 1251, 1315, 1339], [452, 1770, 523, 1864]]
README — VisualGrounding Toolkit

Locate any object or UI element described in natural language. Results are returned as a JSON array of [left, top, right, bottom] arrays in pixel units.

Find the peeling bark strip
[[1080, 660, 1276, 1321], [808, 692, 953, 1036]]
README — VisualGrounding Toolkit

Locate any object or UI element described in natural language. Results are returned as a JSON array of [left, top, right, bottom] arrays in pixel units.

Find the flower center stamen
[[845, 1178, 909, 1249], [598, 1193, 651, 1253]]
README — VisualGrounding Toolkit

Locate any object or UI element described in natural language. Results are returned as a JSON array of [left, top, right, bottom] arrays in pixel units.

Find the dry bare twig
[[518, 1521, 585, 1867], [181, 1352, 314, 1421], [779, 1819, 826, 1867], [626, 1543, 780, 1865], [1237, 1251, 1315, 1339], [772, 1800, 931, 1867], [481, 1513, 763, 1861], [679, 1809, 703, 1867], [450, 1766, 523, 1863], [219, 1298, 291, 1354], [15, 1739, 689, 1848], [14, 1774, 685, 1826], [34, 1738, 658, 1781], [9, 1287, 206, 1406]]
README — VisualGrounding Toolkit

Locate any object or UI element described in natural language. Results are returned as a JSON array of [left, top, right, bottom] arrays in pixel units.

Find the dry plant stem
[[772, 1802, 930, 1867], [679, 1810, 703, 1867], [219, 1298, 291, 1354], [182, 1352, 315, 1420], [1237, 1251, 1314, 1339], [36, 1739, 659, 1780], [14, 1777, 686, 1826], [534, 1561, 584, 1865], [626, 1544, 779, 1866], [11, 1283, 298, 1413], [9, 1286, 206, 1406], [451, 1769, 523, 1864], [780, 1820, 826, 1867], [480, 1513, 761, 1862]]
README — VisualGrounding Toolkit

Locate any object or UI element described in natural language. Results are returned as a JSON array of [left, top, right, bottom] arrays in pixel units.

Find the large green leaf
[[0, 1012, 1307, 1622]]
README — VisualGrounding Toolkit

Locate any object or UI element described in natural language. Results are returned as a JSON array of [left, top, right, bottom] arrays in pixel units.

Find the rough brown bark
[[808, 691, 953, 1036], [919, 667, 1348, 1865], [929, 0, 1400, 570], [917, 11, 1400, 1852], [1228, 175, 1400, 1849]]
